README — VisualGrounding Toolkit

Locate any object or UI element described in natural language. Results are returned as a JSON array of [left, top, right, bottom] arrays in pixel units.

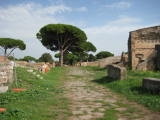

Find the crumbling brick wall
[[128, 26, 160, 70], [0, 62, 13, 93]]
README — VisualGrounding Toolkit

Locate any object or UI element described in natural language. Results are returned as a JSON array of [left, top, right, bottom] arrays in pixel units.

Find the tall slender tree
[[0, 38, 26, 57], [37, 24, 87, 66]]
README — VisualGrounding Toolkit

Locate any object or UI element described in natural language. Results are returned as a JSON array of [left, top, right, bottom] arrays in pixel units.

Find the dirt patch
[[64, 67, 160, 120]]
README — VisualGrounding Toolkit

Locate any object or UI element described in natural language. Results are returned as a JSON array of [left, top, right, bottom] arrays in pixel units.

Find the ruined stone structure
[[128, 26, 160, 70], [107, 64, 127, 80], [0, 62, 14, 93], [120, 52, 128, 67]]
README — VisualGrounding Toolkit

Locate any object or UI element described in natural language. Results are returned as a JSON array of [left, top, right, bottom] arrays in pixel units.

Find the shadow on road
[[92, 76, 116, 84]]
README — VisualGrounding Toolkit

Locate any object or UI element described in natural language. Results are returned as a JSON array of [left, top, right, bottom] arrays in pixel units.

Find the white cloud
[[84, 17, 142, 55], [35, 4, 72, 15], [0, 3, 72, 58], [110, 16, 141, 25], [106, 1, 131, 9], [76, 6, 87, 12]]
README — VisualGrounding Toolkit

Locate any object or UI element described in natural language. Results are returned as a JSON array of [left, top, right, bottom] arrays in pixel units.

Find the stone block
[[142, 78, 160, 93], [107, 64, 127, 80], [0, 78, 8, 84], [0, 72, 7, 76]]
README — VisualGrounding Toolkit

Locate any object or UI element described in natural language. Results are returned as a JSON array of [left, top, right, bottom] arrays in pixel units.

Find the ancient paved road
[[63, 67, 160, 120]]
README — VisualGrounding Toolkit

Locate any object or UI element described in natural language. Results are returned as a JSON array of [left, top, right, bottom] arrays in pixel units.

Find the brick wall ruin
[[128, 26, 160, 70], [0, 62, 14, 93]]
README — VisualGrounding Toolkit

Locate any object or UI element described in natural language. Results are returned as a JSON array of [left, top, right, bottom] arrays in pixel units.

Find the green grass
[[87, 67, 160, 112], [1, 66, 160, 119], [96, 108, 118, 120], [0, 67, 70, 120]]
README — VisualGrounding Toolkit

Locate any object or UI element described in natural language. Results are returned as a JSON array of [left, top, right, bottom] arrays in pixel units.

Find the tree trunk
[[4, 48, 7, 61], [60, 49, 64, 66], [4, 48, 7, 57]]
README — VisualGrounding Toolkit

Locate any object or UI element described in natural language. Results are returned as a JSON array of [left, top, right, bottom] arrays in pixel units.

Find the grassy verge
[[0, 67, 70, 120], [96, 108, 118, 120], [84, 66, 160, 112]]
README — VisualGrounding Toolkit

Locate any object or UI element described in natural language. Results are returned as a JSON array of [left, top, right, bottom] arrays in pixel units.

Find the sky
[[0, 0, 160, 59]]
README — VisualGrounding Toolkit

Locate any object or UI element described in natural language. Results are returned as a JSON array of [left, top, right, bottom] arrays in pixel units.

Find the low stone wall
[[16, 61, 55, 70], [76, 56, 121, 67], [77, 61, 99, 67], [142, 78, 160, 93], [107, 64, 127, 80], [99, 56, 121, 68]]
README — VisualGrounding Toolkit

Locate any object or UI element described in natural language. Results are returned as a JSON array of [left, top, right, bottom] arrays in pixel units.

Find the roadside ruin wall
[[77, 56, 121, 68], [128, 26, 160, 70], [15, 61, 55, 70], [0, 62, 13, 93]]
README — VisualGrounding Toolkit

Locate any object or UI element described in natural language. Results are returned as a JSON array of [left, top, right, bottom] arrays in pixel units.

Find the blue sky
[[0, 0, 160, 59]]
